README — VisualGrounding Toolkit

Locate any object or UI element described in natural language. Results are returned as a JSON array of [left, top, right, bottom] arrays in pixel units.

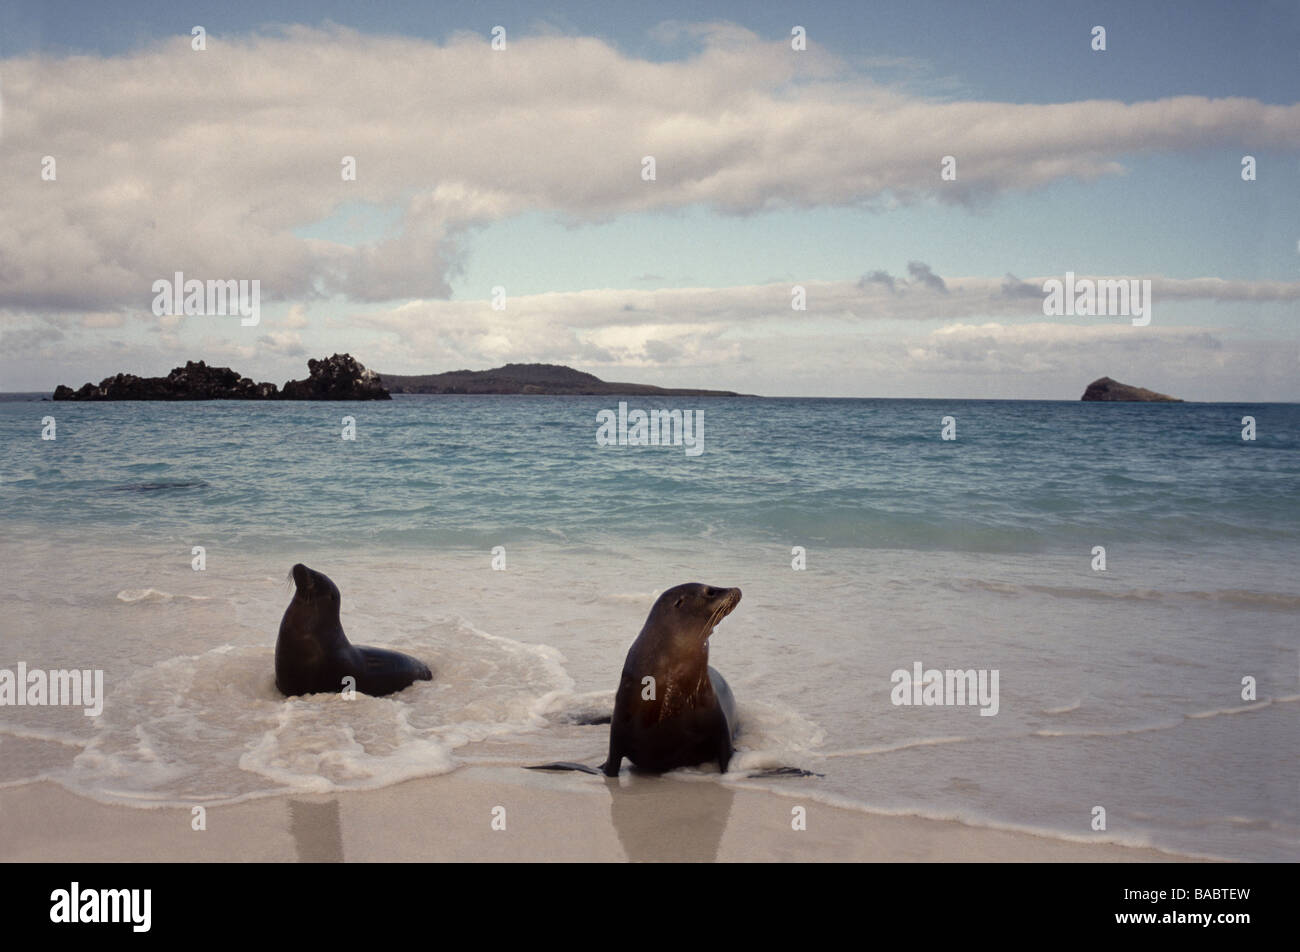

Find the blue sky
[[7, 0, 1298, 105], [1, 1, 1297, 397]]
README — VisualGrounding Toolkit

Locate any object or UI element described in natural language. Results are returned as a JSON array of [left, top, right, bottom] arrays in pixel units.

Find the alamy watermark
[[595, 402, 704, 457], [151, 271, 260, 326], [890, 661, 999, 716], [0, 663, 104, 716], [1042, 271, 1151, 326], [50, 883, 150, 932]]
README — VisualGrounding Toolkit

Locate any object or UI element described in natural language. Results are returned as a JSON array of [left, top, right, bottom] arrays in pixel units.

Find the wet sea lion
[[275, 563, 432, 697], [602, 583, 740, 775], [528, 583, 740, 776]]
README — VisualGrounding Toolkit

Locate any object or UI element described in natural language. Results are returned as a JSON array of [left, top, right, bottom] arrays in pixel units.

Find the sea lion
[[274, 563, 432, 697], [529, 583, 823, 779], [601, 583, 740, 775]]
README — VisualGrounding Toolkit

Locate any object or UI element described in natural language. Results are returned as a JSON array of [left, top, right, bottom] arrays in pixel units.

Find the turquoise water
[[4, 395, 1298, 554], [0, 394, 1296, 860]]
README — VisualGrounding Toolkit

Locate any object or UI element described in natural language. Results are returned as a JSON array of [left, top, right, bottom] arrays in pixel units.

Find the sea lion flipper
[[353, 645, 433, 696], [602, 729, 624, 776], [707, 667, 736, 732], [601, 739, 623, 776], [746, 766, 825, 779], [525, 762, 603, 775]]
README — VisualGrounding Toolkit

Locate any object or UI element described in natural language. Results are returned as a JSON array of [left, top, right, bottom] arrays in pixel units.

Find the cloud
[[256, 330, 306, 356], [1, 325, 64, 353], [2, 24, 1298, 316], [342, 274, 1300, 382], [906, 261, 947, 293], [283, 304, 310, 329], [642, 338, 684, 362], [7, 278, 1297, 398], [858, 270, 896, 292], [694, 320, 1299, 400], [909, 321, 1223, 375], [6, 271, 1295, 388], [999, 273, 1042, 299]]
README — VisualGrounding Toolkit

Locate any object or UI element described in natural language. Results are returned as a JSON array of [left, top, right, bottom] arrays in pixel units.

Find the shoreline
[[0, 768, 1216, 863], [6, 392, 1299, 403]]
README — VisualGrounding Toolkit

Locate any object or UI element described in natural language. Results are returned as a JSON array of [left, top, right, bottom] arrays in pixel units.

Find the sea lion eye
[[674, 596, 684, 607]]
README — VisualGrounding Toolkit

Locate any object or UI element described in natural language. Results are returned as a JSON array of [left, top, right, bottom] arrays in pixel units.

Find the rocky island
[[378, 363, 743, 396], [52, 354, 390, 401], [1081, 377, 1182, 402]]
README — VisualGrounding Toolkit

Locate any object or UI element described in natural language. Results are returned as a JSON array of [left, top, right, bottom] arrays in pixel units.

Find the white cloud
[[255, 330, 306, 356], [321, 275, 1298, 399], [2, 25, 1297, 315], [351, 273, 1300, 358]]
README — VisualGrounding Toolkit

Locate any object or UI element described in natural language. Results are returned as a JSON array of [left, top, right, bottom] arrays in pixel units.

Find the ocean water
[[0, 394, 1296, 860]]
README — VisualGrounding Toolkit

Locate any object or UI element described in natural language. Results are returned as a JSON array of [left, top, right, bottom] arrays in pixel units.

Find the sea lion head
[[647, 583, 741, 649], [289, 562, 340, 605], [275, 564, 349, 692], [281, 563, 343, 638]]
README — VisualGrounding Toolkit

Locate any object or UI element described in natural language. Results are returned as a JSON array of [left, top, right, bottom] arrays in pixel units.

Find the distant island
[[48, 362, 1187, 402], [1081, 376, 1182, 402], [378, 363, 744, 396], [49, 357, 745, 401], [53, 354, 390, 401]]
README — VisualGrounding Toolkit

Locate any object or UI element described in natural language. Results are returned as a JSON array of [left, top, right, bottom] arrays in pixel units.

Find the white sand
[[0, 767, 1212, 862]]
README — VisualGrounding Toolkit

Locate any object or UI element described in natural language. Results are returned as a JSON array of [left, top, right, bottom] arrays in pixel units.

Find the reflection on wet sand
[[607, 773, 734, 862], [289, 798, 343, 863]]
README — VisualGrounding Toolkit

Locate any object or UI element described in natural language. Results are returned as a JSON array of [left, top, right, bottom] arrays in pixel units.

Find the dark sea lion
[[529, 583, 822, 779], [274, 563, 432, 697], [601, 583, 740, 775]]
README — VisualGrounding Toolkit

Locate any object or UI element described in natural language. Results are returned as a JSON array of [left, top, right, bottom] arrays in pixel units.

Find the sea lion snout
[[291, 563, 312, 590], [699, 585, 741, 614], [654, 583, 742, 640], [661, 582, 741, 608], [707, 586, 742, 632], [716, 587, 741, 611], [289, 563, 338, 603]]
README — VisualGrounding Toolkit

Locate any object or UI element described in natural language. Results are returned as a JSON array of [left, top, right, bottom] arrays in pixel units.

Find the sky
[[1, 0, 1298, 398]]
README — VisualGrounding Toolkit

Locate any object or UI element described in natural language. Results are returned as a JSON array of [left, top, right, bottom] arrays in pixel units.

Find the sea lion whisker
[[704, 593, 738, 636]]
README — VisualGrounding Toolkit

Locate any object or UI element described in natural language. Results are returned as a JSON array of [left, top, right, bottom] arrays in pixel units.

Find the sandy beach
[[0, 767, 1212, 863]]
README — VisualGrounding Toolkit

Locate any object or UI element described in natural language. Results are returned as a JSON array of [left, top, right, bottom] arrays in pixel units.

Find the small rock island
[[52, 353, 390, 401], [1081, 377, 1182, 402]]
